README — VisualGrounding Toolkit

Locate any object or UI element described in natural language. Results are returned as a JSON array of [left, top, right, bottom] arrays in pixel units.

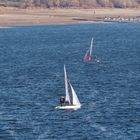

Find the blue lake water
[[0, 23, 140, 140]]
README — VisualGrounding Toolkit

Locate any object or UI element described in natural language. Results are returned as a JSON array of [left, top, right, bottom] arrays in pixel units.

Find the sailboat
[[55, 65, 81, 110], [83, 37, 94, 62]]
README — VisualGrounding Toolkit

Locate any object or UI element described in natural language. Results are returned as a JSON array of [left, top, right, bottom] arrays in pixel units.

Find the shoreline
[[0, 7, 140, 28]]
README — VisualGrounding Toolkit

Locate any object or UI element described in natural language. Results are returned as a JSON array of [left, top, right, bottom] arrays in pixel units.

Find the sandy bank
[[0, 7, 139, 27]]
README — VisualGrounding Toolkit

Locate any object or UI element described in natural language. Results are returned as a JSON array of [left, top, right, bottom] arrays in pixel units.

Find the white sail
[[69, 83, 81, 107], [89, 38, 94, 56], [84, 49, 90, 58], [84, 38, 93, 59], [64, 65, 71, 104]]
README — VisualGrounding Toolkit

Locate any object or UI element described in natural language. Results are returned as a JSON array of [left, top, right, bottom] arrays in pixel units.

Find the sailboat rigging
[[55, 65, 81, 110], [83, 37, 97, 62]]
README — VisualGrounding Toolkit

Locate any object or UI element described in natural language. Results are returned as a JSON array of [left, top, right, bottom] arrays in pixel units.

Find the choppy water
[[0, 23, 140, 140]]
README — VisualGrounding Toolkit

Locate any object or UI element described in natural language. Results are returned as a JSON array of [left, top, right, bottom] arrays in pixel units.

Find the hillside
[[0, 0, 140, 8]]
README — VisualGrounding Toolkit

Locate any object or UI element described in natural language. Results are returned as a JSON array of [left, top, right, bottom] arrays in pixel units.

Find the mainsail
[[89, 37, 94, 56], [64, 65, 71, 104]]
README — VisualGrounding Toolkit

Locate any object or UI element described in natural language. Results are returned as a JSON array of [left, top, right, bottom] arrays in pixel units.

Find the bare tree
[[97, 0, 110, 7], [67, 0, 80, 7], [79, 0, 98, 8], [0, 0, 140, 8]]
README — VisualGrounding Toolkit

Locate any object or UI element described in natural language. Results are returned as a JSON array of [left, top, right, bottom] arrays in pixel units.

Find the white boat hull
[[55, 105, 81, 110]]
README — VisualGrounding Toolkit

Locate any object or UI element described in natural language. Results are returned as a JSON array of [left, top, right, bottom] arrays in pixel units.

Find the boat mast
[[64, 65, 71, 104]]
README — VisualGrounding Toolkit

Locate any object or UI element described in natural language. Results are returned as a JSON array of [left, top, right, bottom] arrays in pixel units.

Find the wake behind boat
[[55, 65, 81, 110]]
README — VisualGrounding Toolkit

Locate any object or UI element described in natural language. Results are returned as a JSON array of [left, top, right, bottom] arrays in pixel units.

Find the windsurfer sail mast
[[55, 65, 81, 110], [83, 37, 94, 62]]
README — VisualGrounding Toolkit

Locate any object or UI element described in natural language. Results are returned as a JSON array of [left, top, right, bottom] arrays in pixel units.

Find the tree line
[[0, 0, 140, 8]]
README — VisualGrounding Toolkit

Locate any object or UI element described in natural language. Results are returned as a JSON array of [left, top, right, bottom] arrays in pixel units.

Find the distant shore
[[0, 7, 140, 27]]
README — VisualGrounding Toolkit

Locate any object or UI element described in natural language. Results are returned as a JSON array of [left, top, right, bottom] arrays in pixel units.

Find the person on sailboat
[[60, 96, 65, 106]]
